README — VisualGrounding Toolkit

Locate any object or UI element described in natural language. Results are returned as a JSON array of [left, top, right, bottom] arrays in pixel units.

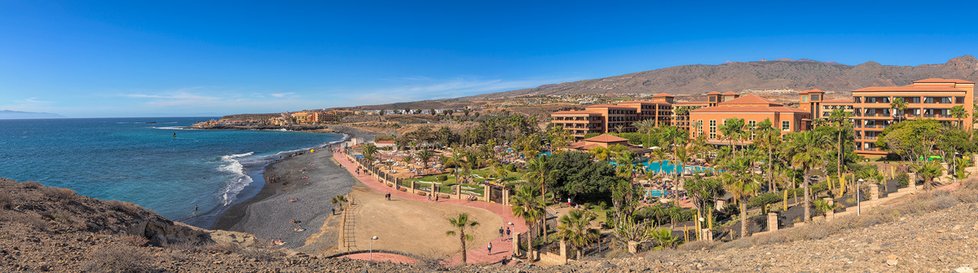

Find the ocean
[[0, 117, 345, 227]]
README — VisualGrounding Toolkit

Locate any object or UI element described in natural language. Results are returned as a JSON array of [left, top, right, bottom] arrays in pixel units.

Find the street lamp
[[369, 236, 379, 260], [856, 179, 864, 216]]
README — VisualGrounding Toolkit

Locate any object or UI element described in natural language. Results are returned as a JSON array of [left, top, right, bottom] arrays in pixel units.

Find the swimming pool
[[641, 160, 713, 174]]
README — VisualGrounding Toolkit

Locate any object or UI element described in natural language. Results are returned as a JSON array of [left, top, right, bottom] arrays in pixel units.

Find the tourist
[[498, 226, 504, 237], [487, 242, 492, 254], [505, 226, 511, 238]]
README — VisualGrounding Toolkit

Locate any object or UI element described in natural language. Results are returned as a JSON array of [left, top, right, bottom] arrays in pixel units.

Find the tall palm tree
[[719, 118, 746, 153], [753, 119, 780, 190], [555, 209, 599, 259], [723, 168, 760, 238], [445, 213, 480, 264], [949, 105, 969, 129], [787, 131, 829, 223], [890, 97, 908, 121], [510, 184, 545, 261], [826, 108, 854, 197]]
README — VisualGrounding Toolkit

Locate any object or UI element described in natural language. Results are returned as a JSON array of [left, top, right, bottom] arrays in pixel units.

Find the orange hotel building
[[549, 78, 974, 156]]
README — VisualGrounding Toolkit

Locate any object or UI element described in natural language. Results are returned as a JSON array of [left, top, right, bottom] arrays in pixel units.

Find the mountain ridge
[[475, 55, 978, 98]]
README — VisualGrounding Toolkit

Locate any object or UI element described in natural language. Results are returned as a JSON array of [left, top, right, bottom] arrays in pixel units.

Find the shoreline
[[209, 128, 373, 250]]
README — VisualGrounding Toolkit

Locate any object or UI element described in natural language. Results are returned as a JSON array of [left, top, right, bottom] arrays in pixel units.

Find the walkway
[[332, 151, 527, 266]]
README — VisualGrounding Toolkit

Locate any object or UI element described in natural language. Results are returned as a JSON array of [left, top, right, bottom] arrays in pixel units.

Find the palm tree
[[445, 213, 480, 264], [684, 175, 723, 237], [510, 184, 545, 261], [917, 161, 942, 191], [719, 118, 746, 153], [589, 146, 612, 161], [330, 195, 348, 214], [648, 227, 679, 249], [753, 119, 780, 190], [949, 105, 969, 129], [723, 171, 760, 238], [787, 131, 829, 223], [555, 209, 599, 259], [813, 198, 835, 216], [417, 149, 434, 170], [362, 143, 378, 162], [826, 108, 854, 197], [890, 97, 908, 121]]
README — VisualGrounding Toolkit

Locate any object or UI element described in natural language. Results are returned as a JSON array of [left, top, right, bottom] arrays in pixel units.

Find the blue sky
[[1, 0, 977, 118]]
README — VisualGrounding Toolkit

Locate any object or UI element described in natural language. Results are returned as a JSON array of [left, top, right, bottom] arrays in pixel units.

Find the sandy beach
[[214, 147, 355, 251]]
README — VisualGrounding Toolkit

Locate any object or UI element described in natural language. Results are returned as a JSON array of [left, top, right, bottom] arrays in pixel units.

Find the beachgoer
[[193, 205, 198, 216], [505, 227, 511, 237], [498, 227, 504, 237], [487, 242, 492, 254]]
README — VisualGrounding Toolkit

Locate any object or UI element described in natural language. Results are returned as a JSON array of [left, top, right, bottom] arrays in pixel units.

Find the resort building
[[851, 78, 975, 155], [799, 88, 855, 120], [672, 102, 710, 133], [550, 93, 675, 139], [689, 94, 811, 144]]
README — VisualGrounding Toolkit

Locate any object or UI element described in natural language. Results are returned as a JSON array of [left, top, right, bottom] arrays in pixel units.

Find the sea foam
[[218, 152, 255, 206]]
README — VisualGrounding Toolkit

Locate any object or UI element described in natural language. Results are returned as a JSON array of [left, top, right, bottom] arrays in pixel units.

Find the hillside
[[482, 55, 978, 98], [2, 177, 977, 272]]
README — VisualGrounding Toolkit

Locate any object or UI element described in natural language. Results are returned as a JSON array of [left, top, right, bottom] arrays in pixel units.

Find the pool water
[[641, 160, 713, 174]]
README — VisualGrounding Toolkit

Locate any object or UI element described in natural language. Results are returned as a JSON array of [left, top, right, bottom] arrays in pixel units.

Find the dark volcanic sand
[[214, 148, 355, 251]]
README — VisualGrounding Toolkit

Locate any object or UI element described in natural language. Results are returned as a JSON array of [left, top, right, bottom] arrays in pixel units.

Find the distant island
[[0, 110, 63, 120]]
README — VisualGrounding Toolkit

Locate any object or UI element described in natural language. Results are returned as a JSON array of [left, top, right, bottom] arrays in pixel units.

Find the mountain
[[478, 55, 978, 98], [0, 110, 63, 119]]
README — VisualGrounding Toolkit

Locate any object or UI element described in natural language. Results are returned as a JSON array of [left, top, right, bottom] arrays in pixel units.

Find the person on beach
[[498, 227, 504, 238], [505, 227, 511, 238]]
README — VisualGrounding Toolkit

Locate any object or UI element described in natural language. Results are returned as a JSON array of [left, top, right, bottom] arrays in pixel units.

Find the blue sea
[[0, 117, 344, 227]]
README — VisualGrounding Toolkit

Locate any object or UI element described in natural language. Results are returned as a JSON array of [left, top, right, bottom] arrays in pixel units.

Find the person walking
[[505, 226, 511, 238], [498, 226, 504, 238], [487, 241, 493, 255]]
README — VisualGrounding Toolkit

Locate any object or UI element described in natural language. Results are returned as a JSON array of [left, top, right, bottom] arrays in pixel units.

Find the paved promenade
[[332, 152, 527, 266]]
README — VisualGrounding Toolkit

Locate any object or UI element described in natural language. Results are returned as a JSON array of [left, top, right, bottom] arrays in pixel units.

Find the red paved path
[[332, 151, 527, 266]]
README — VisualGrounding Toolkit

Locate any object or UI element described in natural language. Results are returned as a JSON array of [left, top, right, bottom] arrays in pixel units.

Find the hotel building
[[688, 94, 811, 144], [851, 78, 975, 155], [549, 78, 974, 155]]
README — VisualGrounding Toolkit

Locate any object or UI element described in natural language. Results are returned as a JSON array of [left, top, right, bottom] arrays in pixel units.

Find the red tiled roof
[[551, 110, 597, 115], [706, 91, 721, 95], [584, 134, 628, 143], [854, 85, 969, 92], [586, 104, 635, 109], [718, 93, 782, 106], [799, 88, 825, 94], [690, 105, 809, 113], [913, 78, 975, 84], [653, 93, 674, 97], [674, 101, 710, 106]]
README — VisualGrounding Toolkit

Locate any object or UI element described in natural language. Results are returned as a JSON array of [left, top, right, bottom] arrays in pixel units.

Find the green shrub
[[895, 173, 909, 188], [436, 175, 448, 182], [748, 192, 783, 209]]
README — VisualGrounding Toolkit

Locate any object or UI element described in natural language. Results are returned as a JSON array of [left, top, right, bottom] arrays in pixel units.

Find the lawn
[[405, 167, 528, 195]]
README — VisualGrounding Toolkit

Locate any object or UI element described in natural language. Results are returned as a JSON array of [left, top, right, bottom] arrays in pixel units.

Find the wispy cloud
[[0, 97, 56, 112], [117, 88, 321, 114]]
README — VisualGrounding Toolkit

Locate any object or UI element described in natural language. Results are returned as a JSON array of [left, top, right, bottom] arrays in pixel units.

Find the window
[[709, 120, 717, 139], [781, 121, 790, 131], [748, 120, 756, 140], [811, 94, 820, 101]]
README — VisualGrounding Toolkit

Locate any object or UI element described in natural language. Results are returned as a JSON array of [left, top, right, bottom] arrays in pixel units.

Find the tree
[[916, 161, 942, 191], [555, 209, 599, 259], [362, 143, 378, 162], [723, 171, 760, 238], [648, 227, 679, 249], [719, 118, 746, 151], [787, 131, 830, 223], [890, 97, 908, 121], [825, 108, 854, 197], [753, 119, 781, 190], [949, 105, 969, 129], [510, 184, 545, 261], [330, 195, 348, 214], [876, 119, 943, 166], [445, 213, 480, 264], [417, 149, 434, 170], [546, 151, 621, 203], [813, 198, 835, 216], [684, 175, 724, 237]]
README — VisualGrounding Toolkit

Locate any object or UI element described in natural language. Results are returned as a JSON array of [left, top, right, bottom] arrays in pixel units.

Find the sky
[[1, 0, 977, 118]]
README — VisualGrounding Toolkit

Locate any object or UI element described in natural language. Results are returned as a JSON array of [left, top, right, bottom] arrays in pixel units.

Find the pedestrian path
[[332, 152, 527, 266]]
